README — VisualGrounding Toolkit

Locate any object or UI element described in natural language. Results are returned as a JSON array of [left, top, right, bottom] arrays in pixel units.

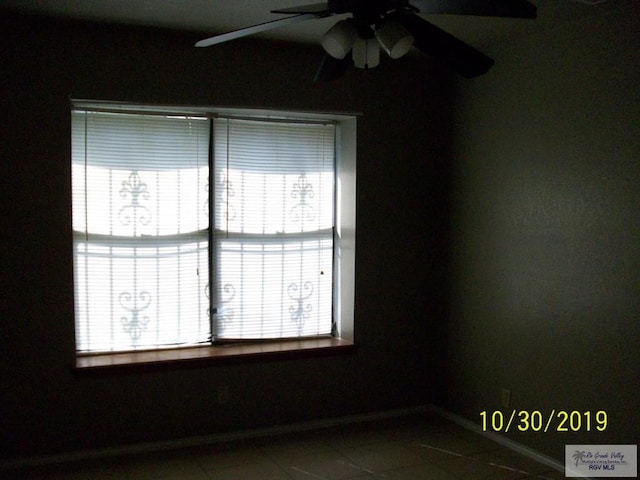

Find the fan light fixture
[[321, 19, 358, 59], [321, 19, 414, 69], [195, 1, 536, 80], [375, 21, 414, 59], [352, 37, 380, 69]]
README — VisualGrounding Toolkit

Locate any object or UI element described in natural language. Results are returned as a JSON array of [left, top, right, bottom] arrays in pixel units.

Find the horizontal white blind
[[212, 118, 335, 340], [71, 109, 337, 352], [72, 110, 210, 353]]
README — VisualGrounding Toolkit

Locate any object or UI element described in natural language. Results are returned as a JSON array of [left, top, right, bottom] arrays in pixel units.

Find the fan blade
[[272, 2, 336, 15], [392, 11, 494, 78], [195, 13, 317, 47], [314, 53, 352, 81], [410, 0, 536, 19]]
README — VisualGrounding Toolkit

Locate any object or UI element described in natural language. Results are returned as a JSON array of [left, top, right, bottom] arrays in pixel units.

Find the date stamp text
[[480, 410, 608, 433]]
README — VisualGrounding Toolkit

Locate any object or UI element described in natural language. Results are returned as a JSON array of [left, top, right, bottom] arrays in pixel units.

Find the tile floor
[[3, 412, 572, 479]]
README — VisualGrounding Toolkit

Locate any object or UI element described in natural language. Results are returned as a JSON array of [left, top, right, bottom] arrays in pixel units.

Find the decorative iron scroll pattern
[[119, 290, 151, 341], [213, 283, 236, 333], [218, 170, 236, 224], [118, 170, 153, 342], [118, 171, 151, 231], [288, 281, 314, 333], [203, 181, 210, 217], [290, 174, 315, 224], [205, 282, 211, 324]]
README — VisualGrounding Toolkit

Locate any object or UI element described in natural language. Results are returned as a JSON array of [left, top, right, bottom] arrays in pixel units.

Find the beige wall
[[1, 13, 452, 458], [443, 2, 639, 459]]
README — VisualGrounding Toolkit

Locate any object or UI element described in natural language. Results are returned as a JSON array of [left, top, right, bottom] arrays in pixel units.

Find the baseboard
[[0, 404, 433, 470]]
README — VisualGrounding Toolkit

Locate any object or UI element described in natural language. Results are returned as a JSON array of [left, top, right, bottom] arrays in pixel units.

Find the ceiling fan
[[195, 0, 536, 81]]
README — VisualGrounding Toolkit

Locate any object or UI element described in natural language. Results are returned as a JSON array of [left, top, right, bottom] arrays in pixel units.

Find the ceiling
[[2, 0, 619, 49]]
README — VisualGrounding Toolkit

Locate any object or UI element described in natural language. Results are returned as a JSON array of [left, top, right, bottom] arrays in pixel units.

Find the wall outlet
[[501, 388, 511, 409], [217, 385, 229, 405]]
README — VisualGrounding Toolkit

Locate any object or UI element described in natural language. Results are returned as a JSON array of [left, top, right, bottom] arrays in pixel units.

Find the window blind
[[72, 111, 210, 353], [212, 118, 335, 340], [71, 108, 336, 353]]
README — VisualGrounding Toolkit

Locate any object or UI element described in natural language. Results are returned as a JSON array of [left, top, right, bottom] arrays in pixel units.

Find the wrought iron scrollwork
[[288, 281, 313, 333], [290, 174, 315, 223], [217, 170, 236, 223], [118, 171, 151, 229], [212, 283, 236, 332], [203, 181, 210, 217], [119, 290, 151, 341]]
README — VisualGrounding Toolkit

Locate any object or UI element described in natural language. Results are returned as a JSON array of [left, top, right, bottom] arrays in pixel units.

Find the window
[[72, 103, 356, 357]]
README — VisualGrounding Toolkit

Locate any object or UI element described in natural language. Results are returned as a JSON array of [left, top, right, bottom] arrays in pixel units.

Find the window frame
[[71, 101, 357, 371]]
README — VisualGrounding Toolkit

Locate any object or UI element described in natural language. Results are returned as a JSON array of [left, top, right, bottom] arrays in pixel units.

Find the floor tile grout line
[[417, 443, 561, 480], [218, 418, 517, 480]]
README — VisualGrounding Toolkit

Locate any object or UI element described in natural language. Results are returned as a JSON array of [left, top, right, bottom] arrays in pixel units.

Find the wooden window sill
[[74, 337, 356, 373]]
